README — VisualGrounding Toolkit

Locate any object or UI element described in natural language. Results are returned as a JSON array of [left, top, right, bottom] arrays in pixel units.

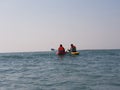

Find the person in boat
[[58, 44, 66, 55], [70, 44, 77, 52]]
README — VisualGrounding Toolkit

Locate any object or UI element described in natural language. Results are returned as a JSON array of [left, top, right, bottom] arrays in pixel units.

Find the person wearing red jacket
[[57, 44, 66, 55]]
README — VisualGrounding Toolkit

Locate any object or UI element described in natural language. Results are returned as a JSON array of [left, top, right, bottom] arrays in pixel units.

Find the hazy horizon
[[0, 0, 120, 53]]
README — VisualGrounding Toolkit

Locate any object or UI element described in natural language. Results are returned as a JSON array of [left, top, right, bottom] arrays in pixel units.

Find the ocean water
[[0, 50, 120, 90]]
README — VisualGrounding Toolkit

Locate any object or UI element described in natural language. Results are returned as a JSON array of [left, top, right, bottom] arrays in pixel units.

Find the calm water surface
[[0, 50, 120, 90]]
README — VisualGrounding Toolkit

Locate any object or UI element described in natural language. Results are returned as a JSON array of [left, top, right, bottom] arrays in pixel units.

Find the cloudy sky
[[0, 0, 120, 52]]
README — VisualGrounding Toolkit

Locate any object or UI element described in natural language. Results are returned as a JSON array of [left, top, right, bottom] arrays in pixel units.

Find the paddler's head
[[71, 44, 73, 46], [60, 44, 62, 47]]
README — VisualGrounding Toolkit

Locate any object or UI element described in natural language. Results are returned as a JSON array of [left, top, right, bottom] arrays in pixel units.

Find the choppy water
[[0, 50, 120, 90]]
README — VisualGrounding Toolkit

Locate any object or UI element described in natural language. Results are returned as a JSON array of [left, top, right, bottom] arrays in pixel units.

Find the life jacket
[[71, 46, 76, 52], [58, 47, 65, 54]]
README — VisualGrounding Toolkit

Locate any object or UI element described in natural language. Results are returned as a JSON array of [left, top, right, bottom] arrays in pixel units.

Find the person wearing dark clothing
[[70, 44, 77, 52]]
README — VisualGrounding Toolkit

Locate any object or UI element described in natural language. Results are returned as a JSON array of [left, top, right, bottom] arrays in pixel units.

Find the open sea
[[0, 50, 120, 90]]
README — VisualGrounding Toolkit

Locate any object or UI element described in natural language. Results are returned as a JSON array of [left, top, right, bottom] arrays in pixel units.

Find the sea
[[0, 50, 120, 90]]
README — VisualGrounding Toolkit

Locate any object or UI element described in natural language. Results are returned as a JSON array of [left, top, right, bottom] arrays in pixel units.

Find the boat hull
[[70, 52, 79, 55]]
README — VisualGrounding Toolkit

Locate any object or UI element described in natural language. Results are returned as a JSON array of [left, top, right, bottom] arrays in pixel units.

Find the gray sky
[[0, 0, 120, 52]]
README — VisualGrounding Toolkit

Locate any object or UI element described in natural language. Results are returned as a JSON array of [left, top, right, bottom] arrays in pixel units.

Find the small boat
[[56, 52, 66, 55], [70, 52, 79, 55]]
